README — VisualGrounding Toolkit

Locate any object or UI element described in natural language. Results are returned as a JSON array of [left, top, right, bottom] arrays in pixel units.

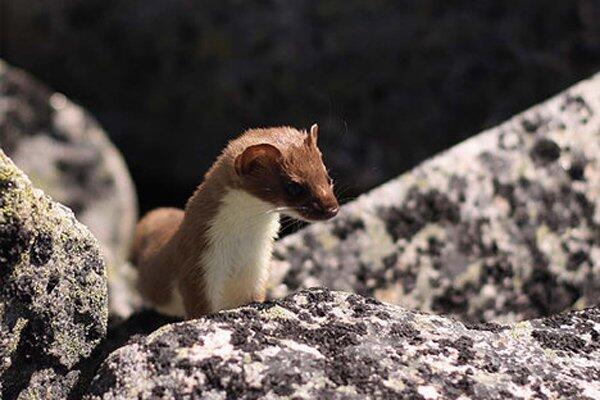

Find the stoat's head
[[233, 124, 339, 221]]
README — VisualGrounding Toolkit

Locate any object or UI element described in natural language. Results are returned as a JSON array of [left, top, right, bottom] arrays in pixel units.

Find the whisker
[[279, 217, 306, 234], [234, 205, 303, 232], [279, 219, 295, 232], [265, 205, 310, 215], [265, 206, 299, 215]]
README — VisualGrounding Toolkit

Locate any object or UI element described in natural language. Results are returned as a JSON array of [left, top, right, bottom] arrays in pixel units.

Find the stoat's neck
[[190, 185, 281, 313]]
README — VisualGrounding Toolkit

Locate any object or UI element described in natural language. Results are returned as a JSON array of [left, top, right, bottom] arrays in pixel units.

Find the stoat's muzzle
[[299, 193, 339, 221]]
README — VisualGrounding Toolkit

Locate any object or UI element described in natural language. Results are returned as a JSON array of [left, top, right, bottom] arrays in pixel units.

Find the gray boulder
[[269, 71, 600, 324], [0, 59, 139, 318], [86, 288, 600, 400], [0, 150, 107, 398]]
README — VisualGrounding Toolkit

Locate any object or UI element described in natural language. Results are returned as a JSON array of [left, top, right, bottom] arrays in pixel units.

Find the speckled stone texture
[[0, 150, 107, 399], [86, 288, 600, 400], [269, 72, 600, 324], [0, 59, 139, 318]]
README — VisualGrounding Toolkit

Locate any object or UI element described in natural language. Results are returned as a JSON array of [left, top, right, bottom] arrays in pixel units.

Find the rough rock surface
[[269, 72, 600, 324], [86, 288, 600, 400], [0, 59, 139, 317], [0, 150, 107, 398]]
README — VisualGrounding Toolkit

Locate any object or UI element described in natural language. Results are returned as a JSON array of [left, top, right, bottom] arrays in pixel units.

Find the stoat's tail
[[130, 207, 184, 267]]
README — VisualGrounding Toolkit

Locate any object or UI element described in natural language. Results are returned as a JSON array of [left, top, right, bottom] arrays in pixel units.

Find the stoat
[[130, 125, 339, 319]]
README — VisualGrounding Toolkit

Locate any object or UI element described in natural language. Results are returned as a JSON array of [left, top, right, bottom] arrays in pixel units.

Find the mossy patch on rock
[[0, 150, 108, 398]]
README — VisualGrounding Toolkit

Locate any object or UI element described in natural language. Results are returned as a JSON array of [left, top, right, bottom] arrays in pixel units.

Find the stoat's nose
[[311, 199, 339, 220], [323, 204, 339, 218]]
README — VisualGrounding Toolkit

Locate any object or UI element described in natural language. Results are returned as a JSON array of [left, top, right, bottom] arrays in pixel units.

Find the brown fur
[[130, 125, 338, 319]]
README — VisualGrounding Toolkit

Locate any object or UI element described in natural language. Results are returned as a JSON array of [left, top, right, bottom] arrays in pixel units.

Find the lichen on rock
[[0, 150, 107, 398], [86, 288, 600, 400], [269, 72, 600, 324]]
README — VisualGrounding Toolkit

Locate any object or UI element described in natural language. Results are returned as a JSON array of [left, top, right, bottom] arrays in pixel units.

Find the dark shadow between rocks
[[68, 310, 181, 400]]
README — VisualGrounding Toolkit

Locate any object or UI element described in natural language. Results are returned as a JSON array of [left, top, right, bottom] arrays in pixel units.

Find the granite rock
[[0, 59, 139, 318], [268, 72, 600, 324], [86, 288, 600, 400], [0, 150, 107, 398]]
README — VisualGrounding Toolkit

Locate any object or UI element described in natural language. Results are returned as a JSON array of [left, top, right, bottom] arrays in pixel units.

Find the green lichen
[[0, 149, 109, 396], [509, 321, 532, 340], [265, 305, 297, 320], [542, 347, 557, 359], [0, 166, 17, 183], [53, 328, 85, 366]]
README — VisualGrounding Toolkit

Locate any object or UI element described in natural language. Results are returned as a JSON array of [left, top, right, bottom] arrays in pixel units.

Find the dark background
[[2, 0, 599, 214]]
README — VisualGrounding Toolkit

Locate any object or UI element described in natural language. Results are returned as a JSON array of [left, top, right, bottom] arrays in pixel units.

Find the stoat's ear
[[305, 123, 319, 146], [235, 143, 282, 176]]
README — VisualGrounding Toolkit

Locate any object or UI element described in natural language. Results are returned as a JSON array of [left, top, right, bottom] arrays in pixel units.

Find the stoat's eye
[[284, 181, 307, 198]]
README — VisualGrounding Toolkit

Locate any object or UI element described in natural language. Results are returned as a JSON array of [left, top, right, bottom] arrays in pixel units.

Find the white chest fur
[[201, 189, 280, 312]]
